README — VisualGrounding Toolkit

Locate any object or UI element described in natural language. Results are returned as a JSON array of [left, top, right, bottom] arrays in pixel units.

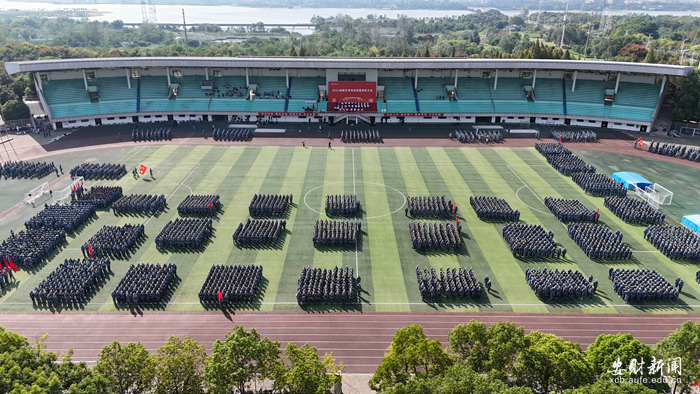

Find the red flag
[[456, 216, 459, 226], [559, 137, 562, 143], [7, 258, 17, 273], [209, 201, 213, 214], [636, 137, 643, 147], [2, 257, 9, 272], [139, 165, 147, 175], [217, 289, 223, 301], [88, 244, 94, 259]]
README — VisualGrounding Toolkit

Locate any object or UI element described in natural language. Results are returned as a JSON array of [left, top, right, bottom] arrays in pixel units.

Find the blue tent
[[612, 172, 653, 190], [682, 215, 700, 236]]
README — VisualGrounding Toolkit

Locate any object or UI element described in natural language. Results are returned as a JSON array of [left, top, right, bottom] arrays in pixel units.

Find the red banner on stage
[[328, 81, 377, 112]]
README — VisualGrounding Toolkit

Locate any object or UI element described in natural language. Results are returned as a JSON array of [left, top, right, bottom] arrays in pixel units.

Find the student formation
[[2, 142, 700, 308]]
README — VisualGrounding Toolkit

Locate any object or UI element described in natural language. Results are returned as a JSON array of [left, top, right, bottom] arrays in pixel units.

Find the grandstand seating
[[93, 77, 137, 101], [379, 77, 416, 100], [456, 78, 493, 101], [385, 100, 419, 113], [488, 78, 530, 100], [42, 79, 89, 104], [613, 82, 661, 108], [39, 73, 661, 124], [416, 77, 452, 100], [290, 77, 325, 99], [564, 79, 614, 103], [171, 75, 209, 98], [138, 76, 169, 99], [249, 76, 287, 98], [533, 78, 564, 101]]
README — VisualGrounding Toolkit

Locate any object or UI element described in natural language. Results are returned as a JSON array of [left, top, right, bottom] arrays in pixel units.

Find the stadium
[[1, 57, 700, 382], [5, 57, 693, 131]]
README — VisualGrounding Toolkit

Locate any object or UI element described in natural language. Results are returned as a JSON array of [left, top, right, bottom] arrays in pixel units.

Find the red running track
[[1, 312, 698, 373]]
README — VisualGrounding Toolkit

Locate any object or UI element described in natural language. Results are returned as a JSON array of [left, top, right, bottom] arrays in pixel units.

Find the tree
[[653, 321, 700, 394], [370, 324, 452, 392], [514, 331, 594, 393], [273, 343, 343, 394], [448, 320, 529, 382], [153, 336, 207, 394], [1, 99, 29, 120], [383, 363, 533, 394], [205, 326, 280, 394], [95, 341, 155, 394], [644, 48, 657, 63], [288, 45, 297, 56], [586, 333, 668, 393], [672, 69, 700, 121], [423, 45, 430, 57], [617, 43, 648, 62], [0, 327, 109, 394], [562, 380, 659, 394]]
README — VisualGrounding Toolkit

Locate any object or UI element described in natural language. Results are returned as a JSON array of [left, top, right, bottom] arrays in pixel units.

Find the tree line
[[1, 320, 698, 394], [0, 324, 342, 394]]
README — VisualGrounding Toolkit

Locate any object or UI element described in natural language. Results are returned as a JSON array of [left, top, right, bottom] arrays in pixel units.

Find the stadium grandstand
[[5, 58, 693, 132]]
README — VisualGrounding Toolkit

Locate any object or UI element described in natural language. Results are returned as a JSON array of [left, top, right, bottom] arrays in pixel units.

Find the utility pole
[[182, 9, 190, 56], [560, 0, 570, 49], [583, 14, 593, 60]]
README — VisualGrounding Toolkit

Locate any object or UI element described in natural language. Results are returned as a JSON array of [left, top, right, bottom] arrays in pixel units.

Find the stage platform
[[682, 215, 700, 236], [612, 172, 653, 190]]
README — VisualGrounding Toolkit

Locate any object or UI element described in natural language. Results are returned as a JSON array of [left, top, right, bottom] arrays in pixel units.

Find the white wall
[[609, 122, 641, 132], [102, 116, 132, 125], [534, 117, 565, 125], [61, 119, 96, 128], [571, 119, 602, 127], [138, 114, 169, 123]]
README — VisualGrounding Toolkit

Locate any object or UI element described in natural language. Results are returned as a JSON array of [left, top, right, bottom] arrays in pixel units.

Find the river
[[0, 0, 698, 26]]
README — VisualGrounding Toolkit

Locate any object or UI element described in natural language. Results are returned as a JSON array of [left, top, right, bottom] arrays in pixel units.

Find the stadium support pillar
[[126, 69, 131, 89], [82, 69, 88, 91], [166, 67, 171, 87], [659, 76, 667, 98], [454, 69, 458, 89], [286, 69, 289, 89], [205, 67, 209, 81], [415, 69, 418, 89], [494, 70, 499, 90], [532, 70, 537, 90], [572, 71, 577, 92], [245, 68, 249, 87], [614, 72, 620, 94], [34, 72, 43, 94]]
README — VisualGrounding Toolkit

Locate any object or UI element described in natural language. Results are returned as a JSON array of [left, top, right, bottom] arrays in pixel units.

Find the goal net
[[53, 177, 84, 205], [633, 183, 673, 210], [23, 182, 50, 205]]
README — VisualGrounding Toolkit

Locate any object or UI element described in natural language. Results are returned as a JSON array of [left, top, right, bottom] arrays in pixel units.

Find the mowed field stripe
[[526, 148, 698, 314], [165, 146, 248, 310], [458, 147, 548, 313], [402, 148, 461, 272], [427, 147, 514, 313], [363, 147, 409, 311], [409, 148, 480, 312], [487, 148, 618, 314], [256, 147, 312, 311], [313, 147, 346, 268]]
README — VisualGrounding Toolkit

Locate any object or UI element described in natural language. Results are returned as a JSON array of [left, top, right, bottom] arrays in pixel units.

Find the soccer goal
[[633, 183, 673, 210], [53, 177, 83, 205], [23, 182, 50, 205]]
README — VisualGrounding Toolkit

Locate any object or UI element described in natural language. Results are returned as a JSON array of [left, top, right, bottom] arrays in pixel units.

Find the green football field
[[1, 144, 700, 314]]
